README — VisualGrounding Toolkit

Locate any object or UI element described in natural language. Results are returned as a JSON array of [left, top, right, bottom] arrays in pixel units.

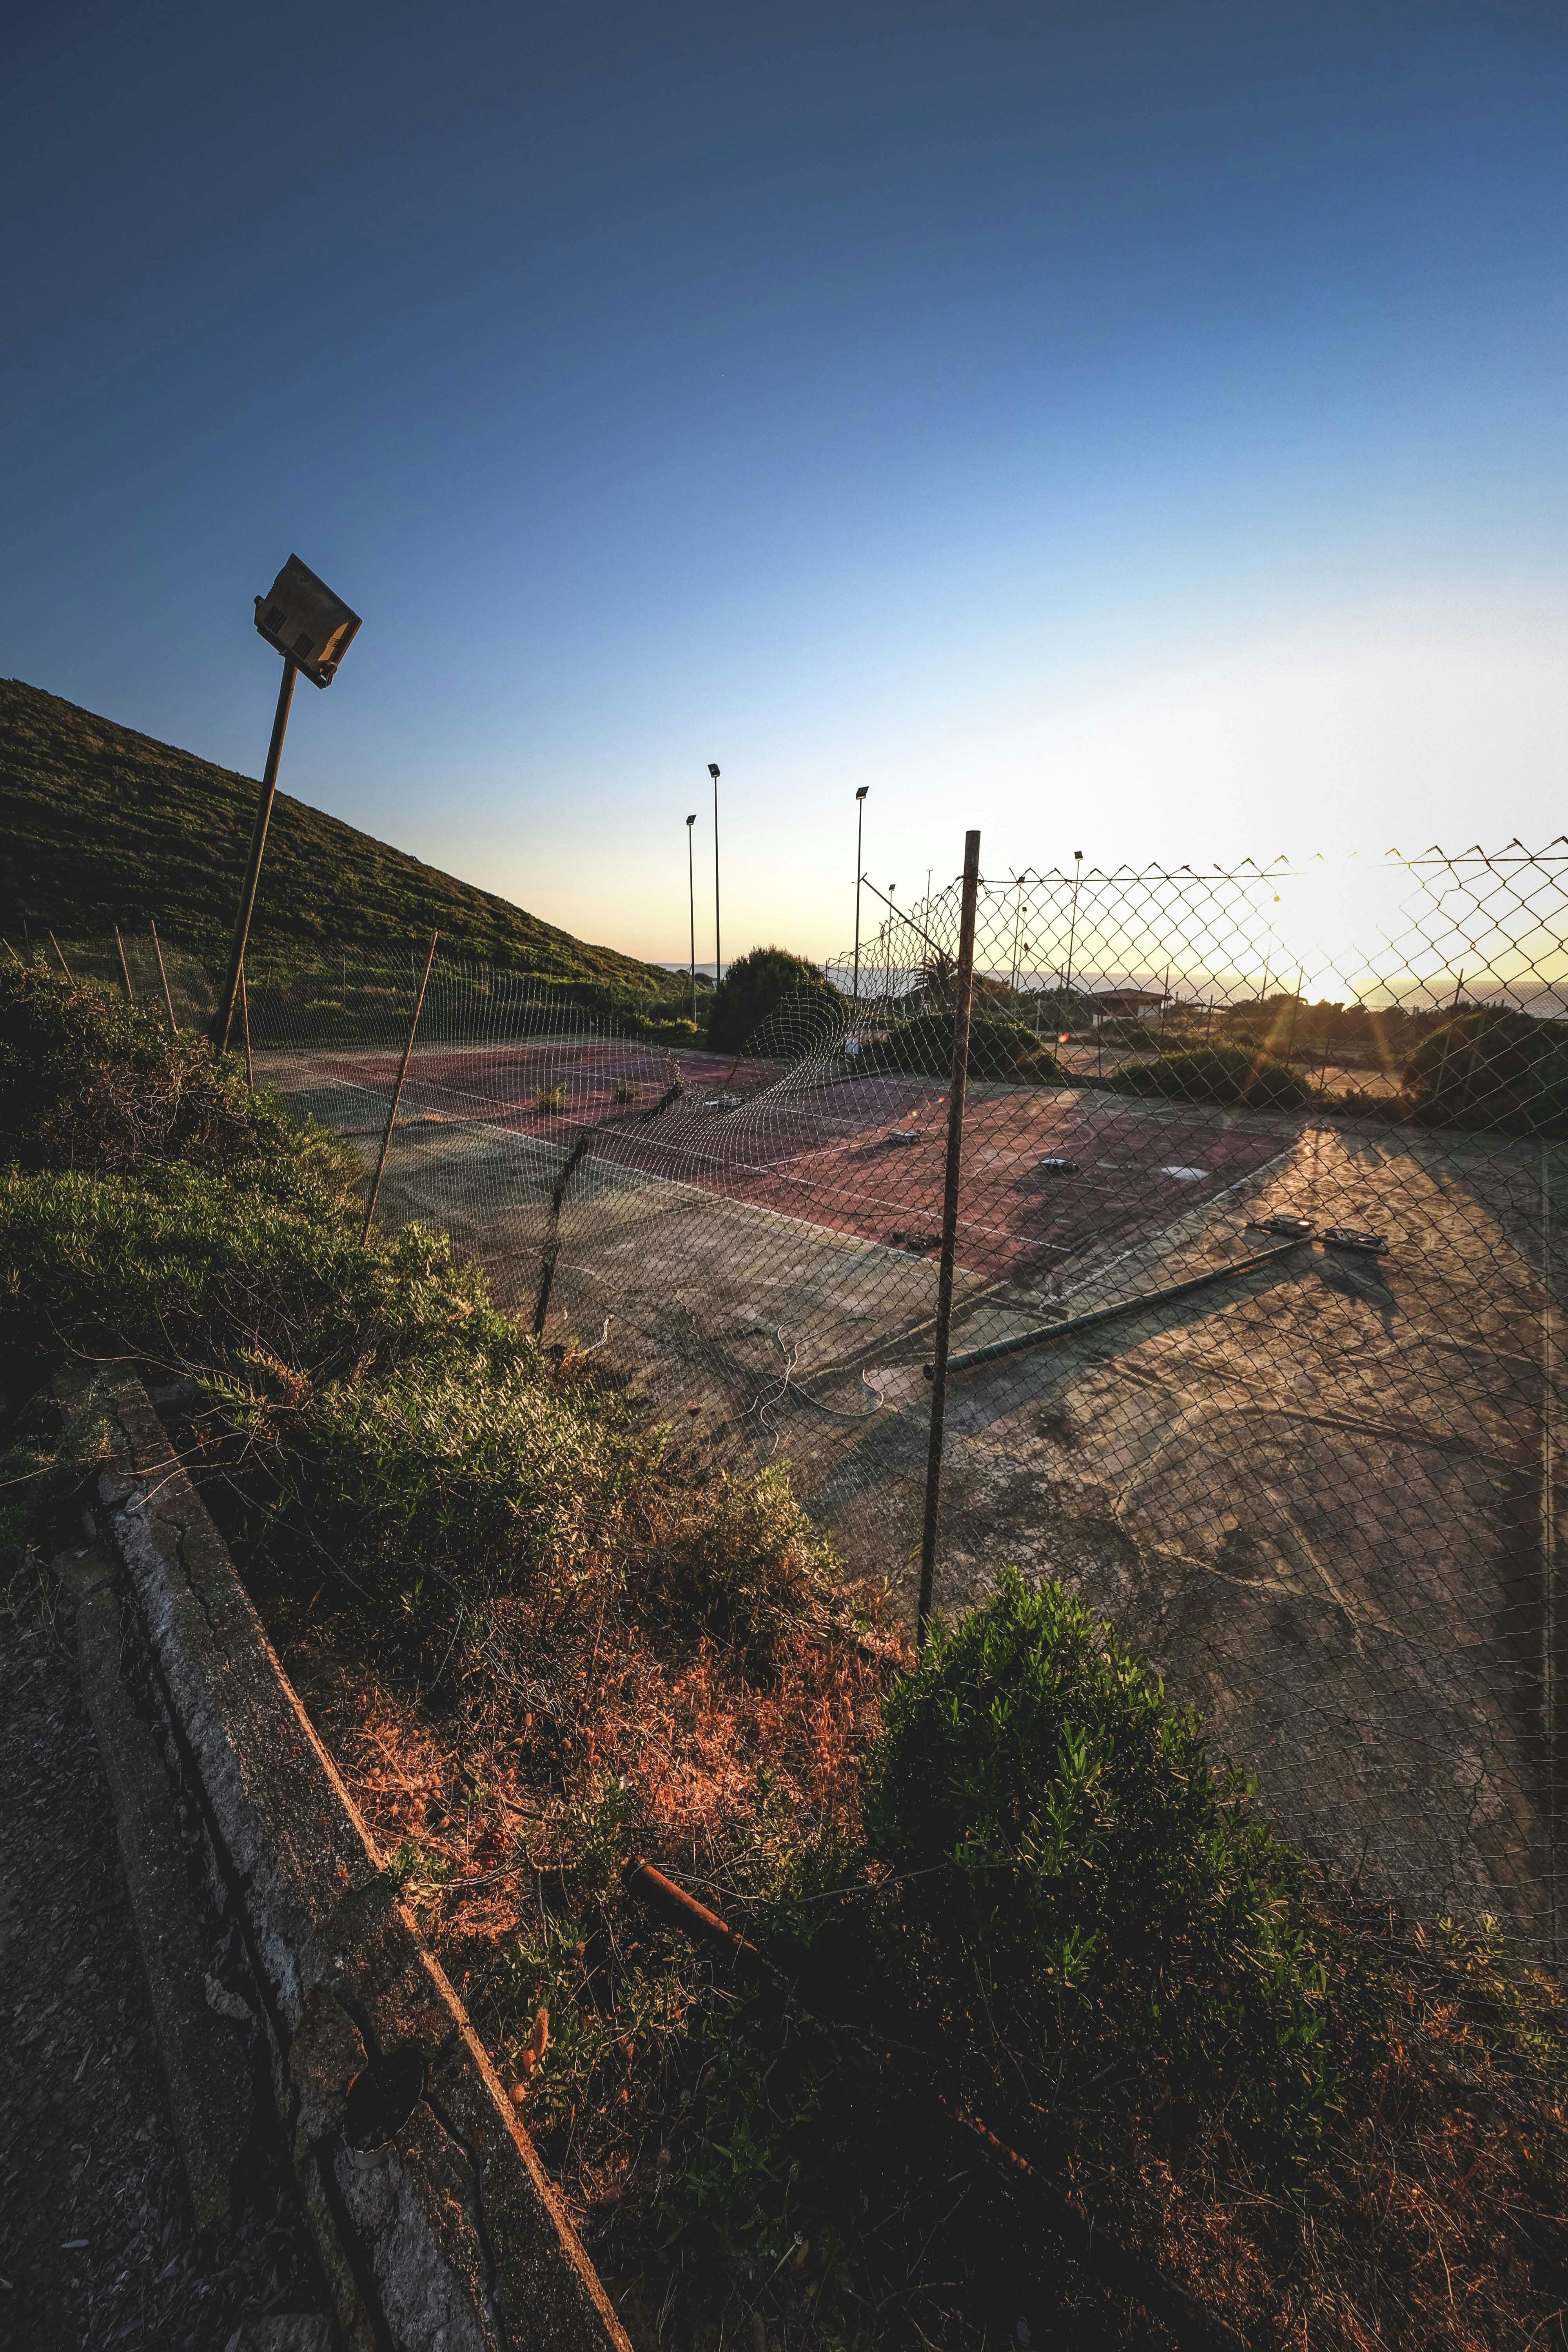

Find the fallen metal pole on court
[[361, 930, 439, 1245], [923, 1237, 1307, 1382]]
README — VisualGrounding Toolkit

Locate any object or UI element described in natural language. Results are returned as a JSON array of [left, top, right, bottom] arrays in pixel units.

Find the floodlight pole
[[686, 814, 697, 1018], [214, 658, 296, 1052], [917, 827, 981, 1651], [709, 762, 722, 985], [852, 786, 869, 1005]]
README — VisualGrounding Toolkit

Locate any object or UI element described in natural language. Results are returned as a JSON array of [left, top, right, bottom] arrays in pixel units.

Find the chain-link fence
[[5, 922, 216, 1031], [33, 845, 1568, 1964]]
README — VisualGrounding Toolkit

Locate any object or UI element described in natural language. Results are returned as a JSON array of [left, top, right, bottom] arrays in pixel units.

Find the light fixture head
[[254, 554, 361, 689], [855, 785, 869, 801], [708, 762, 720, 779], [686, 812, 696, 826], [1074, 849, 1083, 860]]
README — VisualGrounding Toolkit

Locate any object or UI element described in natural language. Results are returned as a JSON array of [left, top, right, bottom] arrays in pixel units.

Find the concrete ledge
[[62, 1367, 631, 2352], [58, 1541, 252, 2229]]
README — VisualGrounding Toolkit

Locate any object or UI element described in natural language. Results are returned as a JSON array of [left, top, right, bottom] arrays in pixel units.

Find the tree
[[706, 946, 838, 1054]]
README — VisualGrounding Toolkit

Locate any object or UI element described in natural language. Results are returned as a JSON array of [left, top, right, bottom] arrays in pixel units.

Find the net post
[[361, 931, 439, 1246], [917, 829, 981, 1650], [114, 925, 135, 1003]]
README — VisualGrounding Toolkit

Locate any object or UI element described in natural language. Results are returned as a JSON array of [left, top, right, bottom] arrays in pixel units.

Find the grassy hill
[[0, 678, 671, 993]]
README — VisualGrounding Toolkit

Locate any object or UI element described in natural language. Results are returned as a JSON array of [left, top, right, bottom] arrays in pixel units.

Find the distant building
[[1090, 988, 1167, 1022]]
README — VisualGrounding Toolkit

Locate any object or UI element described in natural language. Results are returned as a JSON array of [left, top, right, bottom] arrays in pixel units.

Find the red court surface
[[315, 1039, 1292, 1286]]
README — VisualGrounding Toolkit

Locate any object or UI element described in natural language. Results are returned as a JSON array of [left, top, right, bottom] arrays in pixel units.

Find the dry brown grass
[[266, 1560, 1568, 2352]]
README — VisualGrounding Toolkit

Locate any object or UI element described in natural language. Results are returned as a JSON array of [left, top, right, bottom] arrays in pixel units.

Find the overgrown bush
[[1405, 1008, 1568, 1134], [0, 967, 841, 1664], [0, 960, 350, 1181], [641, 1465, 842, 1669], [858, 1011, 1065, 1083], [706, 946, 838, 1054], [862, 1572, 1361, 2162], [1105, 1039, 1310, 1110]]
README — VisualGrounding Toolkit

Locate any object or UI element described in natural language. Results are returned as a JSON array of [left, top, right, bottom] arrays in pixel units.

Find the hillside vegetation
[[0, 677, 670, 991]]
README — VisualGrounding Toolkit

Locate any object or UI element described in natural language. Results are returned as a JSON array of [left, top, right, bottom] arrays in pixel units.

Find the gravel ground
[[0, 1555, 331, 2350]]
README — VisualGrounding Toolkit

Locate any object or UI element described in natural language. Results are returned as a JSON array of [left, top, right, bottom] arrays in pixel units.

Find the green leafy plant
[[858, 1011, 1065, 1083], [1105, 1039, 1310, 1110], [706, 946, 838, 1054], [1405, 1008, 1568, 1134], [862, 1570, 1367, 2164], [0, 958, 355, 1185], [641, 1465, 842, 1670]]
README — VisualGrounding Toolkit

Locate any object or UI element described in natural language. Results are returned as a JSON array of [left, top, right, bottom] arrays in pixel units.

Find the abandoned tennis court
[[211, 844, 1568, 1964]]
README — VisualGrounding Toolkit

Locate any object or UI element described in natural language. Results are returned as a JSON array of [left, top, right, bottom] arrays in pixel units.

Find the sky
[[4, 0, 1566, 967]]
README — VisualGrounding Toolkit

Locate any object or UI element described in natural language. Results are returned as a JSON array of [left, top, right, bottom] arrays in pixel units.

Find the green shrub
[[1105, 1040, 1309, 1110], [0, 961, 354, 1183], [858, 1011, 1065, 1083], [644, 1465, 841, 1669], [863, 1572, 1357, 2160], [707, 947, 838, 1054], [1405, 1009, 1568, 1135], [0, 1163, 510, 1387]]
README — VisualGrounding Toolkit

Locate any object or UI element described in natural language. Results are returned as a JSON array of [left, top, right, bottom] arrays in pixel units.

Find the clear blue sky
[[4, 1, 1565, 964]]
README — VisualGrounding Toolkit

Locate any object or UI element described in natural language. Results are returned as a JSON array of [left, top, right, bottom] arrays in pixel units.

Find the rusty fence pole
[[240, 962, 254, 1088], [361, 932, 439, 1245], [115, 926, 135, 1002], [916, 828, 981, 1650], [150, 920, 177, 1029], [48, 931, 73, 979]]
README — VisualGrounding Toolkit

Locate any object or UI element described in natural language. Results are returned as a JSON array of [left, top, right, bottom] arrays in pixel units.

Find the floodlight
[[254, 553, 362, 689], [708, 762, 720, 779], [856, 786, 869, 801]]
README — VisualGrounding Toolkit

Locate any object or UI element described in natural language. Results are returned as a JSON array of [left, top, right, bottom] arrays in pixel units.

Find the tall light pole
[[708, 762, 722, 985], [686, 813, 697, 1019], [852, 786, 869, 1005]]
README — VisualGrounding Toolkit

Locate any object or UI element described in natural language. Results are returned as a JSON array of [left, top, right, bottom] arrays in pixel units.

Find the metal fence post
[[114, 926, 135, 1003], [361, 932, 439, 1245], [917, 828, 981, 1650], [150, 920, 177, 1029], [240, 962, 254, 1088]]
